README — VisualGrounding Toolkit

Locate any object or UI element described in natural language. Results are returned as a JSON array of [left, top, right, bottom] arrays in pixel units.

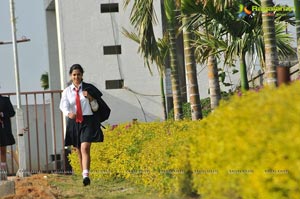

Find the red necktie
[[75, 87, 83, 123]]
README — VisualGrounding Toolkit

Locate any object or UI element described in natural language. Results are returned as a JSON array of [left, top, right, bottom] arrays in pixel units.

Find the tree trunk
[[261, 0, 278, 86], [240, 52, 249, 91], [160, 74, 167, 120], [169, 26, 183, 120], [160, 0, 174, 116], [207, 55, 221, 109], [182, 16, 202, 120], [164, 0, 183, 120]]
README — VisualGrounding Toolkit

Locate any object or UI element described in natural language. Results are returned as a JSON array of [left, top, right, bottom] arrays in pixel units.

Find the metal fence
[[1, 90, 72, 175]]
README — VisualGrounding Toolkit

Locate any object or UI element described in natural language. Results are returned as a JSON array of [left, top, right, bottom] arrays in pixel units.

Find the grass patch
[[48, 174, 191, 199]]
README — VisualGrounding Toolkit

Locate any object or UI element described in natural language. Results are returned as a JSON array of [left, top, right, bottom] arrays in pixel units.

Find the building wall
[[45, 0, 165, 124]]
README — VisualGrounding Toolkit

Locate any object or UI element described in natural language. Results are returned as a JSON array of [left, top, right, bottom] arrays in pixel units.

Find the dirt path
[[3, 174, 59, 199], [2, 174, 187, 199]]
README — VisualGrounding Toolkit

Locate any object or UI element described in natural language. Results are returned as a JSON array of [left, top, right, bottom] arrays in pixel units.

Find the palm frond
[[123, 0, 160, 74], [197, 0, 234, 11], [275, 22, 296, 59], [164, 0, 176, 23], [40, 72, 49, 90]]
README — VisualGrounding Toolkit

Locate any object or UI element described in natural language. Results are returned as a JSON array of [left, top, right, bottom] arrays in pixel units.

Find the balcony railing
[[1, 90, 72, 175]]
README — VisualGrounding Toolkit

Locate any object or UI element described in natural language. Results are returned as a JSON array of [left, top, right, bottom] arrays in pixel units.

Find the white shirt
[[59, 83, 93, 117]]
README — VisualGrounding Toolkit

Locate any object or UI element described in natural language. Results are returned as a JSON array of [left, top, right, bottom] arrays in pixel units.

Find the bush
[[167, 102, 192, 120], [69, 82, 300, 198], [167, 92, 233, 120]]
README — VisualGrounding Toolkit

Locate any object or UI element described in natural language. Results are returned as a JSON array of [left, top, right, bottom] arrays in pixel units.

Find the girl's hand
[[68, 112, 76, 119], [82, 91, 94, 102]]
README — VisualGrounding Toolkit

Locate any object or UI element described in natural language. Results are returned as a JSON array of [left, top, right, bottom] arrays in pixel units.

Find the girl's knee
[[80, 143, 91, 153]]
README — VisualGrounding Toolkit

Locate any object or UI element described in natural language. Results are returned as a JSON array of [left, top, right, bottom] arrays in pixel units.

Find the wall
[[46, 0, 165, 124]]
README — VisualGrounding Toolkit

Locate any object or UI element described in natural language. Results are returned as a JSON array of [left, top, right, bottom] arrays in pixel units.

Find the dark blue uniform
[[0, 95, 15, 147]]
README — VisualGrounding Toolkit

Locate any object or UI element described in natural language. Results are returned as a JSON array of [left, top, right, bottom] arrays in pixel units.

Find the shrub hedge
[[69, 82, 300, 198]]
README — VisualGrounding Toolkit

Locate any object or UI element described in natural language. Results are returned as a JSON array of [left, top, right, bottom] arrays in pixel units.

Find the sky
[[0, 0, 48, 93]]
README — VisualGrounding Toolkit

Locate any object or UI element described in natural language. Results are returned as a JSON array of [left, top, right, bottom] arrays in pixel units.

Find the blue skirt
[[0, 130, 15, 147], [65, 115, 103, 148]]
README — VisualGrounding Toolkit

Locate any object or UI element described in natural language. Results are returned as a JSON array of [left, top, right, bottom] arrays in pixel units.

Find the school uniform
[[0, 95, 16, 147], [59, 82, 103, 148]]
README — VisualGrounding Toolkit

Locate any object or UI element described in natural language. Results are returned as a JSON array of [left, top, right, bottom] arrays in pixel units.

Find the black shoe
[[83, 177, 90, 186]]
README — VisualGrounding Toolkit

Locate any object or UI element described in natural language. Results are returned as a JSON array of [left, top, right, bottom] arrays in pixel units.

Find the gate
[[1, 90, 72, 175]]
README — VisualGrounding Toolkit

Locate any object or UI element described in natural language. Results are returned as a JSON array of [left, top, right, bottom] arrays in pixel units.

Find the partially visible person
[[59, 64, 103, 186], [0, 95, 16, 180]]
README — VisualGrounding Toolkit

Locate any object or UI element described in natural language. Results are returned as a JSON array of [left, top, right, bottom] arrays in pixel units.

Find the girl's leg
[[0, 146, 7, 180], [0, 146, 6, 163], [80, 142, 91, 185], [75, 147, 83, 172], [80, 142, 91, 174]]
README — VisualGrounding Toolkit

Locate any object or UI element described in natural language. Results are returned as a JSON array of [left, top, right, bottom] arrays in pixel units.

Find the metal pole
[[55, 0, 66, 90], [9, 0, 21, 109], [55, 0, 67, 156], [9, 0, 30, 177]]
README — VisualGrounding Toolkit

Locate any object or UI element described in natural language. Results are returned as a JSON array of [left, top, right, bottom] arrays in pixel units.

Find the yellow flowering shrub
[[69, 82, 300, 198], [186, 83, 300, 199]]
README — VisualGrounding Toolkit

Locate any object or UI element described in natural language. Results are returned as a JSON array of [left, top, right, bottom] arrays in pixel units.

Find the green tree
[[40, 72, 49, 90], [192, 0, 295, 91], [181, 2, 202, 120], [193, 28, 223, 109], [123, 0, 160, 71], [192, 0, 252, 91], [124, 0, 184, 120], [123, 0, 168, 120], [207, 55, 221, 109], [181, 0, 222, 109], [225, 1, 295, 89], [122, 30, 169, 120]]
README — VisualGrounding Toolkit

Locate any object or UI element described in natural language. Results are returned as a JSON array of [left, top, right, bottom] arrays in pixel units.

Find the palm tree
[[294, 0, 300, 70], [194, 0, 251, 91], [164, 0, 183, 120], [40, 72, 49, 90], [189, 0, 295, 92], [123, 0, 160, 71], [225, 2, 295, 88], [182, 16, 203, 120], [207, 55, 221, 109], [124, 0, 184, 120], [123, 0, 168, 120], [181, 0, 222, 110], [261, 0, 278, 86], [193, 27, 223, 109], [122, 30, 169, 120], [181, 3, 203, 120]]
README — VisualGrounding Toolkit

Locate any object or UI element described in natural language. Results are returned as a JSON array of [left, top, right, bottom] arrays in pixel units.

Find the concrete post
[[15, 109, 30, 177]]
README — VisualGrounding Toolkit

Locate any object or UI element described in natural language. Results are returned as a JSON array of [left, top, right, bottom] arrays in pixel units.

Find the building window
[[103, 45, 121, 55], [101, 3, 119, 13], [105, 79, 124, 89]]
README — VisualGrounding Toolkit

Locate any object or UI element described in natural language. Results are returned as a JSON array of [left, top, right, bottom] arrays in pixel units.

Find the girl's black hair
[[69, 64, 84, 75]]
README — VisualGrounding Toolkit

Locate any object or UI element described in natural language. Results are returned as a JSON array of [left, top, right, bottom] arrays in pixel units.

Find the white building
[[44, 0, 173, 124]]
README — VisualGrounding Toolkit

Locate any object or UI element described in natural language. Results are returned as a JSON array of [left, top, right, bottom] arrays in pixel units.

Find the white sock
[[82, 169, 89, 178]]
